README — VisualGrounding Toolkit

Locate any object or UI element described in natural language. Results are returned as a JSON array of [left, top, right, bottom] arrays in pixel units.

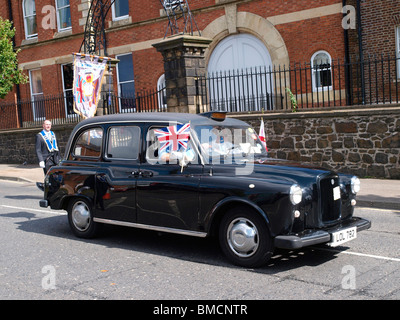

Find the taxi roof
[[72, 112, 247, 130]]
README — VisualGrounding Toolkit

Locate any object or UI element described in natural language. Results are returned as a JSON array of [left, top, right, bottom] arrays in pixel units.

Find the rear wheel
[[67, 198, 100, 238], [219, 206, 273, 267]]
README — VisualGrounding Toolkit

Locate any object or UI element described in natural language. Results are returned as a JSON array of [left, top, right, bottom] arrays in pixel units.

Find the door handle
[[128, 170, 153, 178], [128, 170, 140, 177], [139, 170, 153, 178]]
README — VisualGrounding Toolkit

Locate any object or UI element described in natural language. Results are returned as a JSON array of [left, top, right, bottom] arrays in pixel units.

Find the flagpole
[[72, 52, 111, 62], [181, 121, 191, 172]]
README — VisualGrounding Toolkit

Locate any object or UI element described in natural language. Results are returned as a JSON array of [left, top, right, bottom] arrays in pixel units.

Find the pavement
[[0, 163, 399, 210]]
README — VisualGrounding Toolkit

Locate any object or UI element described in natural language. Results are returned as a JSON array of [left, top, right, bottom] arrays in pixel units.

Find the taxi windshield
[[192, 124, 268, 161]]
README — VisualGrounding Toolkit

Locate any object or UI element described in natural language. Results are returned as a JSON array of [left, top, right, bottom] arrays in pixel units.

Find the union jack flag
[[154, 123, 191, 152]]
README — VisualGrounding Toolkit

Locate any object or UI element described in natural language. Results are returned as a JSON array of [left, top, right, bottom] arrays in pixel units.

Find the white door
[[207, 34, 274, 111]]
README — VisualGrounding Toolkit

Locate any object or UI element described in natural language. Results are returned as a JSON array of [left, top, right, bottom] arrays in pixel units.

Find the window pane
[[57, 0, 70, 7], [24, 0, 36, 15], [62, 64, 73, 90], [30, 69, 43, 94], [58, 7, 71, 29], [33, 95, 45, 119], [107, 126, 140, 159], [397, 27, 400, 78], [74, 128, 103, 158], [396, 26, 400, 55], [114, 0, 129, 18], [120, 82, 135, 97], [117, 54, 134, 82], [312, 52, 331, 88], [25, 16, 38, 36], [62, 64, 74, 115], [316, 70, 332, 87], [64, 90, 74, 115], [313, 52, 330, 65]]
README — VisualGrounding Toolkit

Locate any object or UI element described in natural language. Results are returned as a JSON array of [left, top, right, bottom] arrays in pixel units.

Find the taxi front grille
[[319, 175, 341, 224]]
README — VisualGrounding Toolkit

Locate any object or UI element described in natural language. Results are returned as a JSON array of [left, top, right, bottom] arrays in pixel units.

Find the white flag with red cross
[[259, 119, 268, 152]]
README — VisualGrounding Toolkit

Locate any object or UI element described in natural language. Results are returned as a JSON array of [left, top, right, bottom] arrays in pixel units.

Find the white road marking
[[1, 204, 66, 215], [315, 247, 400, 262], [357, 207, 400, 214]]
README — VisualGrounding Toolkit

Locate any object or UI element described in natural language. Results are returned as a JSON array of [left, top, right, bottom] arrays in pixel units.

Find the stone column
[[153, 35, 212, 113]]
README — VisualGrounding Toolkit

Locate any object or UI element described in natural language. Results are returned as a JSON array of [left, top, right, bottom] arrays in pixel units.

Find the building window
[[56, 0, 72, 31], [116, 53, 135, 110], [311, 51, 332, 91], [116, 53, 135, 96], [112, 0, 130, 20], [61, 64, 74, 116], [396, 26, 400, 79], [23, 0, 37, 39], [29, 69, 44, 120], [157, 74, 167, 109]]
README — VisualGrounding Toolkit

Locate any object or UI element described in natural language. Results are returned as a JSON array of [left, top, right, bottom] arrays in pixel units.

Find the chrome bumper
[[274, 217, 371, 249]]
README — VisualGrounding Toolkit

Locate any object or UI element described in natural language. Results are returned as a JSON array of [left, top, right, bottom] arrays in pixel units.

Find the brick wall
[[360, 0, 399, 57]]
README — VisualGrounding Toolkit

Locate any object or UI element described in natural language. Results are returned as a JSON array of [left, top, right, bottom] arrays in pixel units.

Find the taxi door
[[94, 124, 141, 223], [136, 124, 202, 231]]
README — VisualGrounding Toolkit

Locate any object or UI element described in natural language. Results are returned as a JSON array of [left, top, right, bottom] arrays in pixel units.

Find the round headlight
[[290, 184, 303, 205], [351, 176, 361, 194]]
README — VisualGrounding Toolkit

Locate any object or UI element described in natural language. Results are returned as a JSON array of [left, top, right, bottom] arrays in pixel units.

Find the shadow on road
[[1, 210, 344, 273]]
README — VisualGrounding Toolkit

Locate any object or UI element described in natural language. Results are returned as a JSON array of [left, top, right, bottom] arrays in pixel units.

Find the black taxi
[[39, 112, 370, 267]]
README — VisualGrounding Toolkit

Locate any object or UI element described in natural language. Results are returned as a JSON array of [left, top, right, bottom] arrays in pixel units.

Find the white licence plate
[[333, 186, 341, 200], [328, 227, 357, 247]]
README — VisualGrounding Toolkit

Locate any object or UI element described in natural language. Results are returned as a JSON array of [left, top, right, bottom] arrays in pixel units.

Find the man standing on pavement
[[35, 120, 60, 190]]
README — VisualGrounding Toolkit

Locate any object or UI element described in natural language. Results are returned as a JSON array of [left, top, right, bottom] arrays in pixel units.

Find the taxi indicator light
[[200, 111, 227, 121]]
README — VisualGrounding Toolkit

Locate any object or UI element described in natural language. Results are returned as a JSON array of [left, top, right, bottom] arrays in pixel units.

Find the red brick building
[[345, 0, 400, 104], [0, 0, 399, 128], [358, 0, 400, 59]]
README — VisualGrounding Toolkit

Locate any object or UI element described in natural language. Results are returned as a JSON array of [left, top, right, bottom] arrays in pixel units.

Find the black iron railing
[[1, 54, 399, 130], [0, 92, 80, 130], [196, 54, 400, 112], [0, 86, 166, 130], [104, 87, 166, 115]]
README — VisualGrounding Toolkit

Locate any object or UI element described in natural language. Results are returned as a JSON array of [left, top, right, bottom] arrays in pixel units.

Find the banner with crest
[[72, 53, 109, 119]]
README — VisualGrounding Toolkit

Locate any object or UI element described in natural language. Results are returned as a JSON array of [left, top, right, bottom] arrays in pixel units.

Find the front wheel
[[219, 207, 273, 267], [67, 198, 100, 239]]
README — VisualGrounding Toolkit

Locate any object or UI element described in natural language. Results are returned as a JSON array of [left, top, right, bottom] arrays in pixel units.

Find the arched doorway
[[208, 33, 272, 73], [207, 34, 276, 111]]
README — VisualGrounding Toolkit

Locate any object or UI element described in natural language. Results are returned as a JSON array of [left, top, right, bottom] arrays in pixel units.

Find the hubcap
[[227, 218, 259, 258], [71, 201, 91, 232]]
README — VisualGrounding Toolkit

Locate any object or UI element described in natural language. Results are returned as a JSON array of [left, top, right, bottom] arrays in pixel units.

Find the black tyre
[[67, 198, 100, 238], [219, 206, 273, 267]]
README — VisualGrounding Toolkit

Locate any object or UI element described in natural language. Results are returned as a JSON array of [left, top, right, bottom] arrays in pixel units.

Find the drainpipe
[[343, 0, 351, 105], [7, 0, 23, 127], [356, 0, 365, 105]]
